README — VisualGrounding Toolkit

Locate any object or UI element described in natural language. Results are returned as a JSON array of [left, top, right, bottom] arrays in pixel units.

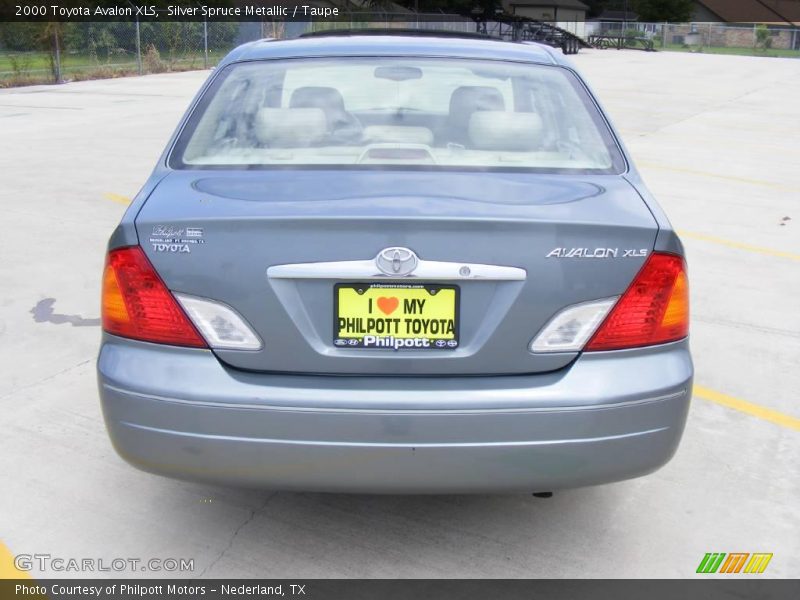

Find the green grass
[[660, 43, 800, 58], [0, 51, 141, 72], [0, 51, 56, 73]]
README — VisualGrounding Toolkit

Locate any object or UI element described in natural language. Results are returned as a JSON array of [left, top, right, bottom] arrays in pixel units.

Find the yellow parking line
[[103, 192, 131, 205], [0, 540, 31, 580], [677, 230, 800, 262], [638, 161, 799, 192], [694, 385, 800, 432]]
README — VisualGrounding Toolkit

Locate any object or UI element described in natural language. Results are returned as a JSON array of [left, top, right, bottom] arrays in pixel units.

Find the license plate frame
[[333, 282, 460, 350]]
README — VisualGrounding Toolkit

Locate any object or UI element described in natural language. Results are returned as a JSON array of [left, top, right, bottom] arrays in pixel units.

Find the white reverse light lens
[[530, 297, 618, 353], [174, 293, 262, 350]]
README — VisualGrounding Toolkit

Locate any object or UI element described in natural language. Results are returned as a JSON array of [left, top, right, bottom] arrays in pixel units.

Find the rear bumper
[[97, 335, 693, 493]]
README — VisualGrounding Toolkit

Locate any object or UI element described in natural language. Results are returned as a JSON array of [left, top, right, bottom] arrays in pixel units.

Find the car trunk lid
[[135, 169, 658, 375]]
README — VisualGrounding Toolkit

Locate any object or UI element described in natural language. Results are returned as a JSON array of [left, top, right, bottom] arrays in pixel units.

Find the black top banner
[[4, 1, 348, 21], [3, 0, 798, 24], [5, 1, 487, 23]]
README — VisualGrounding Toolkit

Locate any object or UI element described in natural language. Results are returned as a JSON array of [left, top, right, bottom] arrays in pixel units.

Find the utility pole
[[127, 1, 142, 75], [623, 0, 629, 33], [135, 17, 142, 75], [203, 18, 209, 69], [53, 28, 62, 83]]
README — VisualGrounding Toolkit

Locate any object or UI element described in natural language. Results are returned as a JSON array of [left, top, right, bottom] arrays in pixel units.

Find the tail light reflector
[[101, 246, 207, 348], [585, 252, 689, 351], [174, 293, 262, 350], [530, 298, 617, 353]]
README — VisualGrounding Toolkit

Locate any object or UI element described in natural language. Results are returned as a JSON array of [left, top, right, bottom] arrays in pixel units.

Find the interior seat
[[446, 86, 506, 147], [289, 86, 362, 144], [254, 108, 327, 148], [468, 111, 544, 152]]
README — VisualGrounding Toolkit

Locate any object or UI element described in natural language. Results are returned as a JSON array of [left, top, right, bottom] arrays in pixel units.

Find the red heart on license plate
[[377, 297, 399, 315]]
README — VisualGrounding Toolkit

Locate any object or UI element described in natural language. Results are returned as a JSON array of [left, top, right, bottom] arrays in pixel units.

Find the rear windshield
[[171, 57, 625, 174]]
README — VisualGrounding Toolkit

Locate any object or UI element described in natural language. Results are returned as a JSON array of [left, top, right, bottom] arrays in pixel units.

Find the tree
[[755, 24, 773, 50], [631, 0, 694, 22], [0, 23, 48, 52], [389, 0, 500, 15], [582, 1, 611, 19]]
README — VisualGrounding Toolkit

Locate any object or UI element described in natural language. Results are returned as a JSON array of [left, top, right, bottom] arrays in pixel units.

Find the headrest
[[254, 108, 327, 147], [468, 111, 544, 151], [362, 126, 434, 146], [449, 86, 505, 116], [289, 86, 347, 112]]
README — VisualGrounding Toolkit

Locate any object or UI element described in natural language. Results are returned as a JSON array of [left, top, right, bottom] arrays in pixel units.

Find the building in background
[[503, 0, 589, 36], [685, 0, 800, 49], [691, 0, 800, 25]]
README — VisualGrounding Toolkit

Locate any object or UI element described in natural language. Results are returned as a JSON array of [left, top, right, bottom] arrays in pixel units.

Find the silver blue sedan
[[97, 32, 692, 493]]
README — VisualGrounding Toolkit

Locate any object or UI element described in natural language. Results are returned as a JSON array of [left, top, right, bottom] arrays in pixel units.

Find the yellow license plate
[[335, 283, 459, 350]]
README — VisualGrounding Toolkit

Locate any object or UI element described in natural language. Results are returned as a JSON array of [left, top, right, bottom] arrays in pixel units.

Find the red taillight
[[101, 246, 206, 348], [586, 252, 689, 351]]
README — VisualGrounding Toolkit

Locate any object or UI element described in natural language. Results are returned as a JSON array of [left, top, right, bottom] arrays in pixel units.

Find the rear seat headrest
[[289, 86, 350, 130], [254, 108, 327, 147], [447, 86, 506, 146], [290, 86, 347, 111], [449, 86, 505, 116], [468, 111, 544, 151]]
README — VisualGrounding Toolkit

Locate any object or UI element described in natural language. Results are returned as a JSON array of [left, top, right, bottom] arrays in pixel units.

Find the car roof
[[220, 34, 567, 68]]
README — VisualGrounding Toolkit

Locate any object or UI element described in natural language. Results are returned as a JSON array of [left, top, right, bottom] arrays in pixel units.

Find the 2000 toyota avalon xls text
[[97, 32, 692, 493]]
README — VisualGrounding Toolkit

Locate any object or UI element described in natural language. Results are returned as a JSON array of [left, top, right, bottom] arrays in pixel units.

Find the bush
[[755, 25, 773, 51], [624, 28, 642, 41], [143, 44, 166, 73], [7, 53, 32, 77]]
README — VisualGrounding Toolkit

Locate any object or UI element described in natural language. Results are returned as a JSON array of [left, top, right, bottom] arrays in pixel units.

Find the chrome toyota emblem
[[375, 247, 418, 277]]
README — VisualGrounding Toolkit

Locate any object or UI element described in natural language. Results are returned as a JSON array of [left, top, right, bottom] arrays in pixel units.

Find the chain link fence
[[586, 21, 800, 57], [0, 18, 480, 87], [4, 18, 799, 87], [0, 21, 276, 87]]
